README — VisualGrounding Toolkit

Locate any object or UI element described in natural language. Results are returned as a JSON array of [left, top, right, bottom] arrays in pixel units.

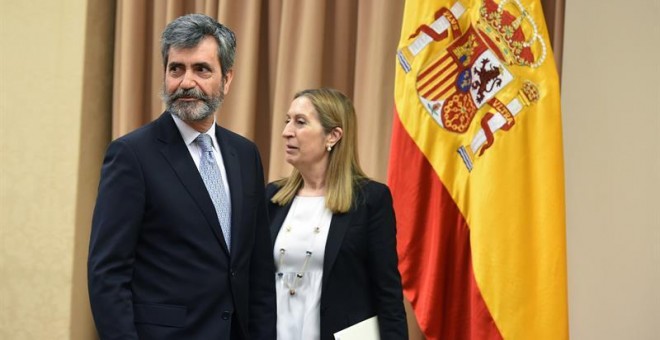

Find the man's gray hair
[[161, 14, 236, 78]]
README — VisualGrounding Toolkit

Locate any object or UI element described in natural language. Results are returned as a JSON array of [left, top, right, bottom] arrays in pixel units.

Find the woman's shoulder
[[355, 179, 392, 205], [356, 178, 390, 194]]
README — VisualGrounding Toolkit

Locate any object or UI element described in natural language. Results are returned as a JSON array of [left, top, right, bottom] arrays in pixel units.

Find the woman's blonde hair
[[271, 88, 367, 213]]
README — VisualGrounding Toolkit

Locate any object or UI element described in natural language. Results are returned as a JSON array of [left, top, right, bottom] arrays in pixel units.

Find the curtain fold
[[353, 0, 405, 180], [112, 0, 406, 183]]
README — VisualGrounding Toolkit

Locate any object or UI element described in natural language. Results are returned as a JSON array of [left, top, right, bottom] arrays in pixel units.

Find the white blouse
[[273, 196, 332, 340]]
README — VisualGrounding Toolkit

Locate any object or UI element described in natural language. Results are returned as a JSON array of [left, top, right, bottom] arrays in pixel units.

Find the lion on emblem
[[471, 58, 502, 104]]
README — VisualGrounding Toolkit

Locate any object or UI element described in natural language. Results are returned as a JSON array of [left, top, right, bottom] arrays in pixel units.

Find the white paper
[[333, 316, 380, 340]]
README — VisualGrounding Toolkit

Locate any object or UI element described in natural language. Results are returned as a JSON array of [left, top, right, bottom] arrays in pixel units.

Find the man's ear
[[222, 69, 234, 95]]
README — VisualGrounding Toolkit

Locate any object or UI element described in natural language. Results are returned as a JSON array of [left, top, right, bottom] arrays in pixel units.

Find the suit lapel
[[156, 113, 230, 254], [216, 127, 241, 259]]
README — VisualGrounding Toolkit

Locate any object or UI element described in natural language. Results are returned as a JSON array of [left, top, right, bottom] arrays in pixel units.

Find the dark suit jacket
[[88, 113, 276, 340], [267, 180, 408, 340]]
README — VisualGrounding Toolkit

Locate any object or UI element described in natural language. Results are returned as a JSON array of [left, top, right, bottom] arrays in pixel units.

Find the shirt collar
[[171, 113, 218, 147]]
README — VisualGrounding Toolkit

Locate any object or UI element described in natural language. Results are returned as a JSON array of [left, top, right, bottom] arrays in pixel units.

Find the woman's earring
[[327, 145, 332, 152]]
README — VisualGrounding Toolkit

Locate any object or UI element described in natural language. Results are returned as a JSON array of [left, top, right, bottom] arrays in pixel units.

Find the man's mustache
[[169, 88, 209, 102]]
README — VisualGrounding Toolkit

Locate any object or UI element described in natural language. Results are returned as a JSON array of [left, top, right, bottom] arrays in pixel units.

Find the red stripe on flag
[[427, 68, 459, 100], [418, 57, 454, 91], [388, 110, 502, 340], [418, 54, 451, 79], [419, 67, 458, 99]]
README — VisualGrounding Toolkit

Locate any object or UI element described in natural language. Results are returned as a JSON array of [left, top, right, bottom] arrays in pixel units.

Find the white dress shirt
[[171, 113, 231, 198], [273, 196, 332, 340]]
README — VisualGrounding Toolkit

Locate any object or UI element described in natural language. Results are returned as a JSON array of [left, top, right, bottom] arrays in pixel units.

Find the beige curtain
[[110, 1, 564, 338], [113, 0, 405, 183]]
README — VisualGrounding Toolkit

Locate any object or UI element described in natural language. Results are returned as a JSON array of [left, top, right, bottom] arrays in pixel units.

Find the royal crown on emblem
[[476, 0, 547, 68]]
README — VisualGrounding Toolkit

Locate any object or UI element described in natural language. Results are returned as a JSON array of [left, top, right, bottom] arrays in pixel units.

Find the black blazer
[[88, 113, 276, 340], [267, 180, 408, 340]]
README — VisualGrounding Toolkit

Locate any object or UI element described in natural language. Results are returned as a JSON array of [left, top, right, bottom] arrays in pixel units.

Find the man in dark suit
[[88, 14, 275, 339]]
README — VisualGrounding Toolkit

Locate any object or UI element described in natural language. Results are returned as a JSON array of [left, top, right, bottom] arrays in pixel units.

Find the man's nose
[[180, 70, 196, 89]]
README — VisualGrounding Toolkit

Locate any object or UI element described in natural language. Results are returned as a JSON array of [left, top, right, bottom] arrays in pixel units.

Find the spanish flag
[[388, 1, 568, 339]]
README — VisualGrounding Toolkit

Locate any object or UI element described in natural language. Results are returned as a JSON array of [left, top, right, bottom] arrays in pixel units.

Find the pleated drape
[[112, 0, 405, 182]]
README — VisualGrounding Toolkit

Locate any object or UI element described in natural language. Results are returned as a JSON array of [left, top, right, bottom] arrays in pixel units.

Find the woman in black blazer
[[268, 88, 408, 340]]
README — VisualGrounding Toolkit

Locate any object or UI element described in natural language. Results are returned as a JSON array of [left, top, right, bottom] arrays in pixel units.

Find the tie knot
[[195, 133, 213, 153]]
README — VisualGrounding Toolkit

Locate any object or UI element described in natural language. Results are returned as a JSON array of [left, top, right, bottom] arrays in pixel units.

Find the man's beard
[[162, 83, 224, 122]]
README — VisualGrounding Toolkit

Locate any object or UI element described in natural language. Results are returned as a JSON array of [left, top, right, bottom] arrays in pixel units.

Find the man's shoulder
[[113, 114, 164, 145], [217, 125, 253, 144], [216, 125, 259, 154]]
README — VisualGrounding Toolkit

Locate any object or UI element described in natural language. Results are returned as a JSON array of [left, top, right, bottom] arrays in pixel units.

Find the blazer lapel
[[268, 187, 353, 291], [322, 211, 351, 290], [156, 113, 230, 254], [269, 201, 293, 248]]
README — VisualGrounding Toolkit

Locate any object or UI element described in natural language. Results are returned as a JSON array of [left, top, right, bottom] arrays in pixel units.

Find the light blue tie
[[195, 133, 232, 251]]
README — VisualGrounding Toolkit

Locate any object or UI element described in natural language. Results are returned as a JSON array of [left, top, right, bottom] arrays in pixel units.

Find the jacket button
[[231, 269, 236, 277], [221, 311, 231, 320]]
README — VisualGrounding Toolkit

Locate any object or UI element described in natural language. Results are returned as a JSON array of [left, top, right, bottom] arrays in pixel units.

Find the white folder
[[333, 316, 380, 340]]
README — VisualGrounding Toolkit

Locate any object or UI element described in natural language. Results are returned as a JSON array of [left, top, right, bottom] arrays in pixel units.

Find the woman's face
[[282, 96, 330, 170]]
